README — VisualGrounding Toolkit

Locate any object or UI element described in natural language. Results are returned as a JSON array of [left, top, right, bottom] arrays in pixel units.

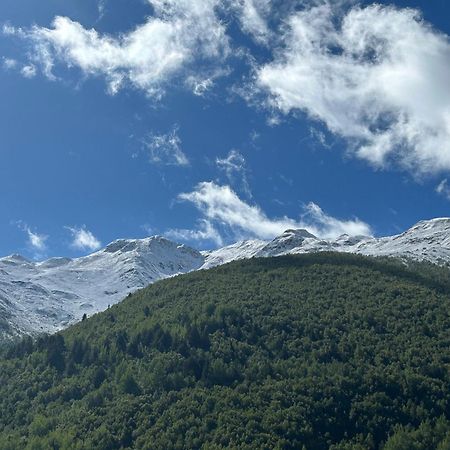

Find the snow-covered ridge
[[0, 236, 204, 340], [1, 218, 450, 340], [207, 218, 450, 265]]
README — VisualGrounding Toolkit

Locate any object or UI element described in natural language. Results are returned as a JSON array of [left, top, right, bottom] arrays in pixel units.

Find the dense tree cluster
[[0, 253, 449, 449]]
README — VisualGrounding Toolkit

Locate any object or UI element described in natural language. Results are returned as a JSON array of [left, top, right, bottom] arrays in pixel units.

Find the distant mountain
[[205, 218, 450, 266], [1, 218, 450, 340], [0, 237, 204, 339]]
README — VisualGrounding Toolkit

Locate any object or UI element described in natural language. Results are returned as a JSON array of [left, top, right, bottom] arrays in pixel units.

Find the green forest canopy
[[0, 253, 450, 449]]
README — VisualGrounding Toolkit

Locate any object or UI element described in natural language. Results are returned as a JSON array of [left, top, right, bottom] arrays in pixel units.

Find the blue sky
[[1, 0, 449, 259]]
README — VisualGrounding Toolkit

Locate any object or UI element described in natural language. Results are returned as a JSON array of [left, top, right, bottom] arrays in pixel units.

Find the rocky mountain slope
[[0, 237, 204, 339], [1, 218, 449, 340]]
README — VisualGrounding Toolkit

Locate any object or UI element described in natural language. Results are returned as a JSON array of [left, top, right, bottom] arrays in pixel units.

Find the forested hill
[[1, 253, 450, 449]]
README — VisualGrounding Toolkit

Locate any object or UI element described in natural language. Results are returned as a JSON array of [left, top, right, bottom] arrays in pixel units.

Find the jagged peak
[[103, 239, 137, 254], [102, 235, 176, 254], [0, 254, 31, 263], [335, 234, 372, 245], [281, 229, 317, 239], [100, 235, 203, 263]]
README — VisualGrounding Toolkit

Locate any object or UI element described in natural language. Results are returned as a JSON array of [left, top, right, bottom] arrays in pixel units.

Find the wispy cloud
[[26, 228, 47, 251], [97, 0, 107, 21], [309, 127, 332, 150], [3, 0, 229, 97], [185, 76, 214, 97], [173, 181, 371, 246], [166, 219, 223, 247], [216, 149, 251, 197], [20, 64, 36, 78], [66, 226, 102, 252], [231, 0, 271, 44], [143, 126, 189, 166], [2, 57, 17, 70], [256, 3, 450, 176], [16, 221, 48, 257], [436, 179, 450, 200], [2, 57, 36, 78]]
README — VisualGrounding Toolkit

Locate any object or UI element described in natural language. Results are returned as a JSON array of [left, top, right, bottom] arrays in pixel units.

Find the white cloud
[[301, 202, 371, 238], [257, 3, 450, 176], [309, 127, 331, 150], [216, 149, 246, 177], [2, 57, 17, 70], [19, 226, 48, 255], [166, 219, 223, 246], [97, 0, 107, 21], [216, 149, 251, 196], [20, 64, 37, 78], [232, 0, 271, 44], [16, 221, 48, 255], [2, 57, 37, 78], [436, 179, 450, 200], [27, 229, 47, 251], [185, 76, 214, 96], [144, 126, 189, 166], [2, 24, 16, 36], [176, 181, 371, 244], [5, 0, 229, 96], [67, 226, 102, 251]]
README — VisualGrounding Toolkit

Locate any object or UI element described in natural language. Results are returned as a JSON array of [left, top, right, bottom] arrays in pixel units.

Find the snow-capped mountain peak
[[0, 236, 204, 340], [257, 228, 320, 257], [1, 218, 450, 341]]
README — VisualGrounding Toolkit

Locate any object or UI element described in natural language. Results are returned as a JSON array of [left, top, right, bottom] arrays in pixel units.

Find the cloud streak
[[174, 181, 371, 245]]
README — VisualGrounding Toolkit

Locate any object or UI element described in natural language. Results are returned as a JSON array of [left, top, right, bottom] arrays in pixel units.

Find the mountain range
[[1, 217, 450, 340]]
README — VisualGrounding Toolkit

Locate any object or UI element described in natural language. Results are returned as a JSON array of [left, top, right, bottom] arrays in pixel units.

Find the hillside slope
[[1, 253, 450, 449]]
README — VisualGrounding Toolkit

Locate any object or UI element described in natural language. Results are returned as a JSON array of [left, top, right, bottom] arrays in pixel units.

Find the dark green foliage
[[0, 253, 450, 449], [120, 370, 141, 395]]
